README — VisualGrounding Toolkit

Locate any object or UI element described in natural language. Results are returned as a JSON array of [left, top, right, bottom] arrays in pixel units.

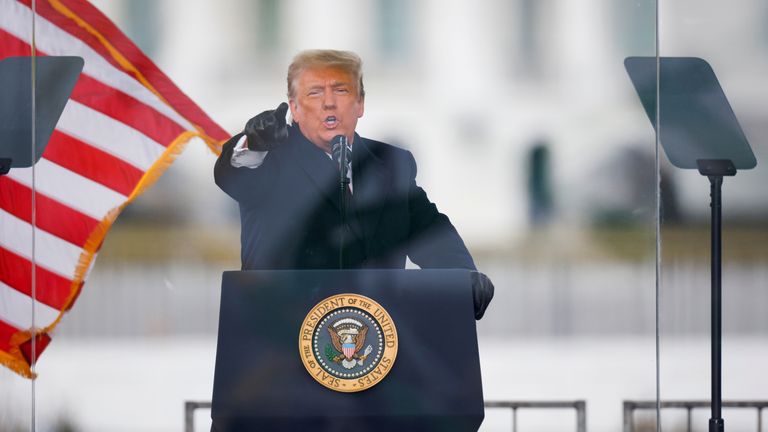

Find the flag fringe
[[46, 0, 224, 154], [0, 346, 35, 379], [6, 130, 201, 379]]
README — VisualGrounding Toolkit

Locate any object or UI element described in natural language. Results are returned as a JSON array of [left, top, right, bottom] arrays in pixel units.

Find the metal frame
[[186, 400, 587, 432], [184, 401, 211, 432], [623, 400, 768, 432], [484, 400, 587, 432]]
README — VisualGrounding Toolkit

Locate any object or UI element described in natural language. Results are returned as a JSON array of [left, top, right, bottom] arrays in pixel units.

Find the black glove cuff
[[471, 271, 495, 320]]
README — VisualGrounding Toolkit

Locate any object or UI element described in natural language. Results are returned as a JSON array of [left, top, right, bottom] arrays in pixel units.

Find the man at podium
[[214, 49, 493, 319]]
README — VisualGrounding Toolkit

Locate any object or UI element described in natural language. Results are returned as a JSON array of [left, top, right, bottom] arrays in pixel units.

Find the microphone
[[331, 135, 351, 181], [331, 135, 351, 186]]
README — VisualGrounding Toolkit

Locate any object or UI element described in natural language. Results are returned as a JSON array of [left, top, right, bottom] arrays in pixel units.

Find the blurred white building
[[67, 0, 768, 340], [4, 3, 768, 431], [90, 0, 674, 247]]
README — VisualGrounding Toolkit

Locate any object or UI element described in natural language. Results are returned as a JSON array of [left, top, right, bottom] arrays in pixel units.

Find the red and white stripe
[[0, 0, 228, 377]]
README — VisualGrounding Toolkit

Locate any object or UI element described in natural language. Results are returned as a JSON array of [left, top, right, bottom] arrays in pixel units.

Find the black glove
[[243, 102, 289, 151], [470, 271, 494, 320]]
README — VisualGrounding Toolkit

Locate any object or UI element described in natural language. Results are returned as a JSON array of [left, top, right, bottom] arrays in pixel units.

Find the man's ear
[[357, 96, 365, 119], [289, 99, 300, 122]]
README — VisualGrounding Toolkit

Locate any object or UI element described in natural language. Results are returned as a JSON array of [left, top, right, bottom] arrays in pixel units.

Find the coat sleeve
[[214, 132, 278, 206], [403, 151, 477, 270]]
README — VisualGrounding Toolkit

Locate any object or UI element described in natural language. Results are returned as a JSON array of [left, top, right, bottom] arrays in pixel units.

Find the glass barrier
[[658, 1, 768, 432], [1, 0, 35, 430], [472, 1, 657, 430], [0, 0, 662, 431]]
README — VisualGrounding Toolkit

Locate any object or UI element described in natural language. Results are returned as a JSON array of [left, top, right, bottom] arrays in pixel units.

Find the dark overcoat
[[214, 125, 475, 271]]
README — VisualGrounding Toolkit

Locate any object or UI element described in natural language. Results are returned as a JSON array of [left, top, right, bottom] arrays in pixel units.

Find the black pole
[[697, 160, 735, 432], [708, 174, 724, 432], [339, 177, 348, 269]]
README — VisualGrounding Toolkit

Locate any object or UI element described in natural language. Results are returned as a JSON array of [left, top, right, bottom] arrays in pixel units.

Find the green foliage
[[325, 344, 340, 362]]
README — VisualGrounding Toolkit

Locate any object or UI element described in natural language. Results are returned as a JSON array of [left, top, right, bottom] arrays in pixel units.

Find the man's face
[[289, 67, 365, 152]]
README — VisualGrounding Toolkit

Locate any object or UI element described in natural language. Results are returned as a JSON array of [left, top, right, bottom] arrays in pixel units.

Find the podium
[[211, 269, 485, 432]]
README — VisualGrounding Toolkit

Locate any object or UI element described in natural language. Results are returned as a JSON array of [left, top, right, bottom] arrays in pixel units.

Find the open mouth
[[323, 116, 338, 128]]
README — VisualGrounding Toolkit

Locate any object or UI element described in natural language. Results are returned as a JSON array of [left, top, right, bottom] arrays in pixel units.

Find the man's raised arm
[[213, 102, 289, 203]]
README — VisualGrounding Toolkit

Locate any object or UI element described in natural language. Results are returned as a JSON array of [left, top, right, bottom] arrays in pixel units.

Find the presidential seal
[[299, 293, 398, 392]]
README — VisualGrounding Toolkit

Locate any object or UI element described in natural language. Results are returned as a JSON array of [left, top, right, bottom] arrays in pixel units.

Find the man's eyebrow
[[305, 81, 350, 92]]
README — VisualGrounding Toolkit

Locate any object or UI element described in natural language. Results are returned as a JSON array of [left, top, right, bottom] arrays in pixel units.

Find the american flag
[[0, 0, 228, 378]]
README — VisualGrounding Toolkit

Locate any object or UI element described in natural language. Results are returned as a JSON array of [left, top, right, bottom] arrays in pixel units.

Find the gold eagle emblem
[[327, 318, 373, 369]]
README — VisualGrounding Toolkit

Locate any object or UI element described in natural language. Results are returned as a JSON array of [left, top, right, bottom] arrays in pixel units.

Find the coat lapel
[[288, 127, 390, 247], [288, 126, 343, 212], [352, 135, 390, 244]]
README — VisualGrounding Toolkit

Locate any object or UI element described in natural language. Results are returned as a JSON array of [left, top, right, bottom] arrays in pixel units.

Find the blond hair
[[287, 49, 365, 100]]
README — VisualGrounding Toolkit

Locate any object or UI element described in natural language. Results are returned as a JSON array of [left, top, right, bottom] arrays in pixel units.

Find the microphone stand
[[335, 136, 351, 269]]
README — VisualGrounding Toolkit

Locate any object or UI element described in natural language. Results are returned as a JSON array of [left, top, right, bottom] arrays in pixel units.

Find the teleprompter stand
[[625, 57, 757, 432], [0, 56, 83, 175], [211, 269, 485, 432]]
